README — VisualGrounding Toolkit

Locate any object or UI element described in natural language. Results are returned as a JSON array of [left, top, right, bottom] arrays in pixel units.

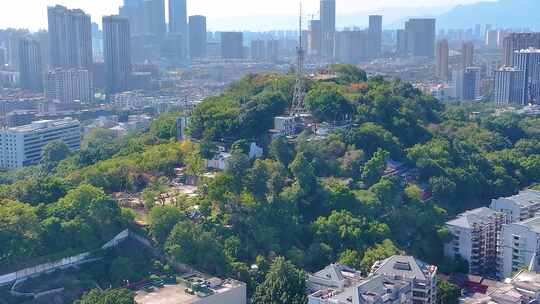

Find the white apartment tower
[[490, 190, 540, 224], [444, 207, 505, 276], [46, 68, 93, 103], [499, 217, 540, 278]]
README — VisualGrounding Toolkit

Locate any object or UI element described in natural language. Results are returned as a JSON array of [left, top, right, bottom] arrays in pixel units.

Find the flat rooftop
[[499, 189, 540, 208], [6, 118, 79, 133], [447, 207, 500, 229], [135, 274, 243, 304]]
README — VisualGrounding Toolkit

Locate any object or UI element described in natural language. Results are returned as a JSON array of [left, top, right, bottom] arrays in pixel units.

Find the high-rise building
[[335, 30, 368, 64], [404, 18, 436, 58], [47, 5, 93, 70], [266, 40, 279, 62], [453, 66, 481, 101], [494, 67, 527, 105], [34, 31, 49, 72], [103, 16, 131, 94], [474, 24, 482, 40], [18, 37, 43, 93], [436, 39, 449, 80], [499, 217, 540, 278], [368, 15, 382, 59], [513, 48, 540, 103], [161, 34, 185, 65], [119, 0, 165, 38], [485, 30, 498, 48], [119, 0, 144, 36], [396, 29, 408, 56], [250, 40, 266, 61], [46, 68, 93, 103], [169, 0, 187, 36], [490, 190, 540, 224], [189, 15, 207, 59], [503, 33, 540, 67], [146, 0, 166, 39], [169, 0, 188, 58], [0, 47, 6, 70], [462, 41, 474, 68], [445, 207, 505, 276], [119, 0, 165, 63], [220, 32, 243, 59], [308, 20, 321, 57], [91, 22, 104, 61], [320, 0, 336, 59]]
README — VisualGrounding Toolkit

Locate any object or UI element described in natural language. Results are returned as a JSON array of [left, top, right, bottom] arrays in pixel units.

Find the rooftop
[[371, 255, 437, 281], [495, 189, 540, 208], [134, 273, 244, 304], [515, 47, 540, 54], [5, 118, 79, 133], [461, 271, 540, 304], [518, 216, 540, 234], [446, 207, 501, 229]]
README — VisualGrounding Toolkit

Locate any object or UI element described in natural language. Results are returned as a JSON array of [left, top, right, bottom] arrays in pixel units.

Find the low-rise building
[[135, 273, 246, 304], [0, 117, 80, 170], [461, 270, 540, 304], [490, 189, 540, 224], [444, 208, 505, 276], [271, 116, 299, 137]]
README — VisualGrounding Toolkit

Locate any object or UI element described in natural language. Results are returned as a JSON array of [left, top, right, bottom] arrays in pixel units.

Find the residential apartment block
[[490, 190, 540, 224], [371, 256, 437, 304], [308, 256, 437, 304], [444, 207, 505, 276], [0, 118, 80, 170], [499, 217, 540, 278]]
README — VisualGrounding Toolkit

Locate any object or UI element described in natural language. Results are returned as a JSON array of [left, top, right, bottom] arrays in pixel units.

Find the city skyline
[[1, 0, 495, 31]]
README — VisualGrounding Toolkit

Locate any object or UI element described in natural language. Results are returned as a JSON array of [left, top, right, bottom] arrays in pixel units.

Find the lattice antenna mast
[[290, 2, 306, 116]]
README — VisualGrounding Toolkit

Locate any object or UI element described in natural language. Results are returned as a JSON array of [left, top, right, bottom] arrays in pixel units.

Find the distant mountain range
[[206, 0, 538, 31], [437, 0, 540, 29]]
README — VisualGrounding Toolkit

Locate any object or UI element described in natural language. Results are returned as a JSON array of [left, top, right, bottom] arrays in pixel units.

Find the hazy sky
[[0, 0, 490, 31]]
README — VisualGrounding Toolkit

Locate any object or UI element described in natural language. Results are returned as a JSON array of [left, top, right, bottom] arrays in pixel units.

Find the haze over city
[[2, 0, 496, 30]]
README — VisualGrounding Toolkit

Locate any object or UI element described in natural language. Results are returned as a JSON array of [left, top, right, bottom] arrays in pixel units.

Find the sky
[[0, 0, 492, 31]]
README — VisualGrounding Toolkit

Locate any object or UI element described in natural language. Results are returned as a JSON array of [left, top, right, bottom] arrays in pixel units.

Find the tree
[[328, 64, 368, 84], [305, 85, 353, 122], [269, 137, 295, 166], [149, 112, 179, 140], [338, 249, 362, 270], [289, 152, 317, 195], [75, 288, 134, 304], [360, 239, 400, 273], [109, 257, 137, 285], [149, 206, 184, 245], [361, 149, 389, 187], [165, 221, 228, 274], [312, 210, 364, 253], [437, 281, 461, 304], [11, 176, 69, 205], [252, 257, 307, 304], [344, 123, 400, 158], [41, 140, 71, 172], [0, 200, 41, 266]]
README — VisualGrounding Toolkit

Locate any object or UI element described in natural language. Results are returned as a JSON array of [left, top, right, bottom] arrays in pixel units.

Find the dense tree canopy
[[252, 257, 307, 304], [0, 67, 539, 303]]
